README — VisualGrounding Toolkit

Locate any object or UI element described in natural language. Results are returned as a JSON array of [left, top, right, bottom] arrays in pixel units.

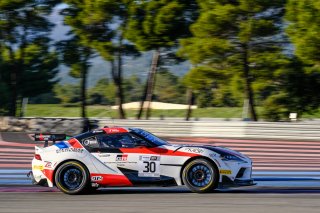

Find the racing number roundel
[[138, 155, 160, 177]]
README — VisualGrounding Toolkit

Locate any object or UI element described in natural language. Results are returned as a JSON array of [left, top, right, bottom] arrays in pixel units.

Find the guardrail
[[1, 117, 320, 140]]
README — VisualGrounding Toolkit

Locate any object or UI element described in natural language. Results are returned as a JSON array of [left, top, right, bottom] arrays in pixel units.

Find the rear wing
[[32, 133, 70, 147]]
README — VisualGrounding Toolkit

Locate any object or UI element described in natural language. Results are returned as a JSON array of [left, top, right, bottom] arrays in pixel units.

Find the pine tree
[[179, 0, 286, 121], [62, 0, 140, 119], [0, 0, 58, 116], [286, 0, 320, 66], [56, 37, 92, 120], [126, 0, 198, 119]]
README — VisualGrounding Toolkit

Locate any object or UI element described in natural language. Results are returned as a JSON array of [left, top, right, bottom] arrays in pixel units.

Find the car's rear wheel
[[182, 159, 218, 193], [55, 161, 90, 195]]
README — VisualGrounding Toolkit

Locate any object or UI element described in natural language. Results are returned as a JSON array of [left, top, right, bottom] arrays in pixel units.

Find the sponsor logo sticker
[[56, 148, 84, 154], [185, 148, 204, 154], [98, 154, 111, 157], [44, 161, 52, 168], [32, 165, 44, 170], [116, 154, 128, 161], [91, 176, 103, 181], [220, 170, 232, 175]]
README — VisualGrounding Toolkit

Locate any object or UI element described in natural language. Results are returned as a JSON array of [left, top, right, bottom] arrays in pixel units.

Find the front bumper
[[218, 176, 256, 188]]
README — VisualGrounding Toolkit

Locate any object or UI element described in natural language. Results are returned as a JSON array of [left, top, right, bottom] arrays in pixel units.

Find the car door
[[95, 132, 164, 185]]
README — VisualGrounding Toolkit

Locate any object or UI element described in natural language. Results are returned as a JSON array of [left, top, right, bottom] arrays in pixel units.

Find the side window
[[81, 136, 100, 149], [96, 133, 151, 148], [129, 133, 151, 147], [97, 134, 127, 148]]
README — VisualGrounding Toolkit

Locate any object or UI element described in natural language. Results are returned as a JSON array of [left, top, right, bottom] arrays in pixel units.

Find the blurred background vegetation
[[0, 0, 320, 121]]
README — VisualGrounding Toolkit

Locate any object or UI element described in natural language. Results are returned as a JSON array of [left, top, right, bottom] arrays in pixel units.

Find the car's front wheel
[[182, 159, 218, 193], [55, 161, 90, 195]]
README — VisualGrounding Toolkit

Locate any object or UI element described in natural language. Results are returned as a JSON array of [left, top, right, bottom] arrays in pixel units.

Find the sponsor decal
[[220, 170, 232, 175], [150, 156, 159, 161], [56, 148, 84, 154], [91, 176, 103, 181], [44, 161, 56, 168], [83, 139, 90, 146], [92, 130, 104, 133], [209, 153, 217, 158], [44, 161, 52, 168], [32, 165, 44, 170], [104, 127, 128, 134], [116, 154, 128, 161], [185, 148, 204, 154], [99, 154, 111, 157]]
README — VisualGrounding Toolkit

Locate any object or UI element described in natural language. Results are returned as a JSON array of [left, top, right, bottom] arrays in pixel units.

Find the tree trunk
[[80, 65, 87, 119], [136, 80, 148, 119], [8, 47, 17, 117], [115, 46, 126, 119], [81, 51, 91, 133], [8, 26, 27, 117], [185, 89, 194, 121], [243, 44, 257, 121], [145, 49, 160, 119]]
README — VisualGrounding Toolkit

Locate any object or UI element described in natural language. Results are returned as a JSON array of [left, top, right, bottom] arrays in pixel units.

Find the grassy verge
[[24, 104, 259, 118], [24, 104, 320, 119]]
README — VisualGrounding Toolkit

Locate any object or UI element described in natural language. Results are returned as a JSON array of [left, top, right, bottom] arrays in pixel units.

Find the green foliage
[[88, 78, 116, 105], [0, 0, 58, 115], [262, 58, 320, 121], [19, 41, 59, 97], [29, 92, 60, 104], [123, 75, 144, 103], [54, 84, 81, 104], [286, 0, 320, 66], [262, 92, 290, 121], [154, 70, 186, 104], [126, 0, 198, 51], [0, 80, 9, 115], [179, 0, 286, 120]]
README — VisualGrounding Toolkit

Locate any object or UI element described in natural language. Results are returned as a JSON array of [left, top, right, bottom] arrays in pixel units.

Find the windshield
[[130, 128, 169, 146]]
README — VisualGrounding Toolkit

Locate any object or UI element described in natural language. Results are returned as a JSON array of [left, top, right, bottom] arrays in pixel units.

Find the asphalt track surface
[[1, 186, 320, 213]]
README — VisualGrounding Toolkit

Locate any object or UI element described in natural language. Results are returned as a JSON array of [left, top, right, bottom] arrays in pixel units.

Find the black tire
[[55, 161, 90, 195], [182, 159, 219, 193]]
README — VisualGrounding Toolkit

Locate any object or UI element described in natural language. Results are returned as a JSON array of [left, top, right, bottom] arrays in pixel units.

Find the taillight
[[34, 154, 42, 160]]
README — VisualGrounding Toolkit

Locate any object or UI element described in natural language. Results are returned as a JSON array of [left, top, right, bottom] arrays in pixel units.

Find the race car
[[29, 127, 254, 194]]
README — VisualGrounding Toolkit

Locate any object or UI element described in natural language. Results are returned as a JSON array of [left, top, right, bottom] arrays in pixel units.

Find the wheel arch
[[52, 159, 89, 186], [180, 156, 220, 186]]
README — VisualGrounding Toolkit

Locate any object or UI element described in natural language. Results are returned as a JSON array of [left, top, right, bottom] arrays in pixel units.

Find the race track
[[1, 186, 320, 213]]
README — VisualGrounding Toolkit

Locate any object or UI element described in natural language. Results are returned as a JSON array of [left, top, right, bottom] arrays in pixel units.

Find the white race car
[[29, 127, 254, 194]]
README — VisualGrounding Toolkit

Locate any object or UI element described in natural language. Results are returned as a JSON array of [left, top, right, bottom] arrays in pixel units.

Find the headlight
[[221, 154, 246, 162]]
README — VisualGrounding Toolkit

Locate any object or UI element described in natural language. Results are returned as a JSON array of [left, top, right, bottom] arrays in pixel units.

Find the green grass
[[24, 104, 319, 119], [24, 104, 259, 118]]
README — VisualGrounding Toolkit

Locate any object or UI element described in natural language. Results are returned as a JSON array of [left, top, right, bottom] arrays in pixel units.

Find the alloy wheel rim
[[187, 164, 213, 187], [61, 166, 84, 190]]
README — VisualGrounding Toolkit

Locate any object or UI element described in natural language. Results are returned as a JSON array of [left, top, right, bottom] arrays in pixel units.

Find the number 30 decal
[[143, 161, 156, 173], [138, 155, 160, 177]]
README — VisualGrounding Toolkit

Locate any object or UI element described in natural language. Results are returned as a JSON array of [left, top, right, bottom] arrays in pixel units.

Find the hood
[[169, 144, 247, 159]]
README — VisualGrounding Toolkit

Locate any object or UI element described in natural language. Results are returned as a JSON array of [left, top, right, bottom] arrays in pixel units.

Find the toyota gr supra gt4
[[29, 127, 254, 194]]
